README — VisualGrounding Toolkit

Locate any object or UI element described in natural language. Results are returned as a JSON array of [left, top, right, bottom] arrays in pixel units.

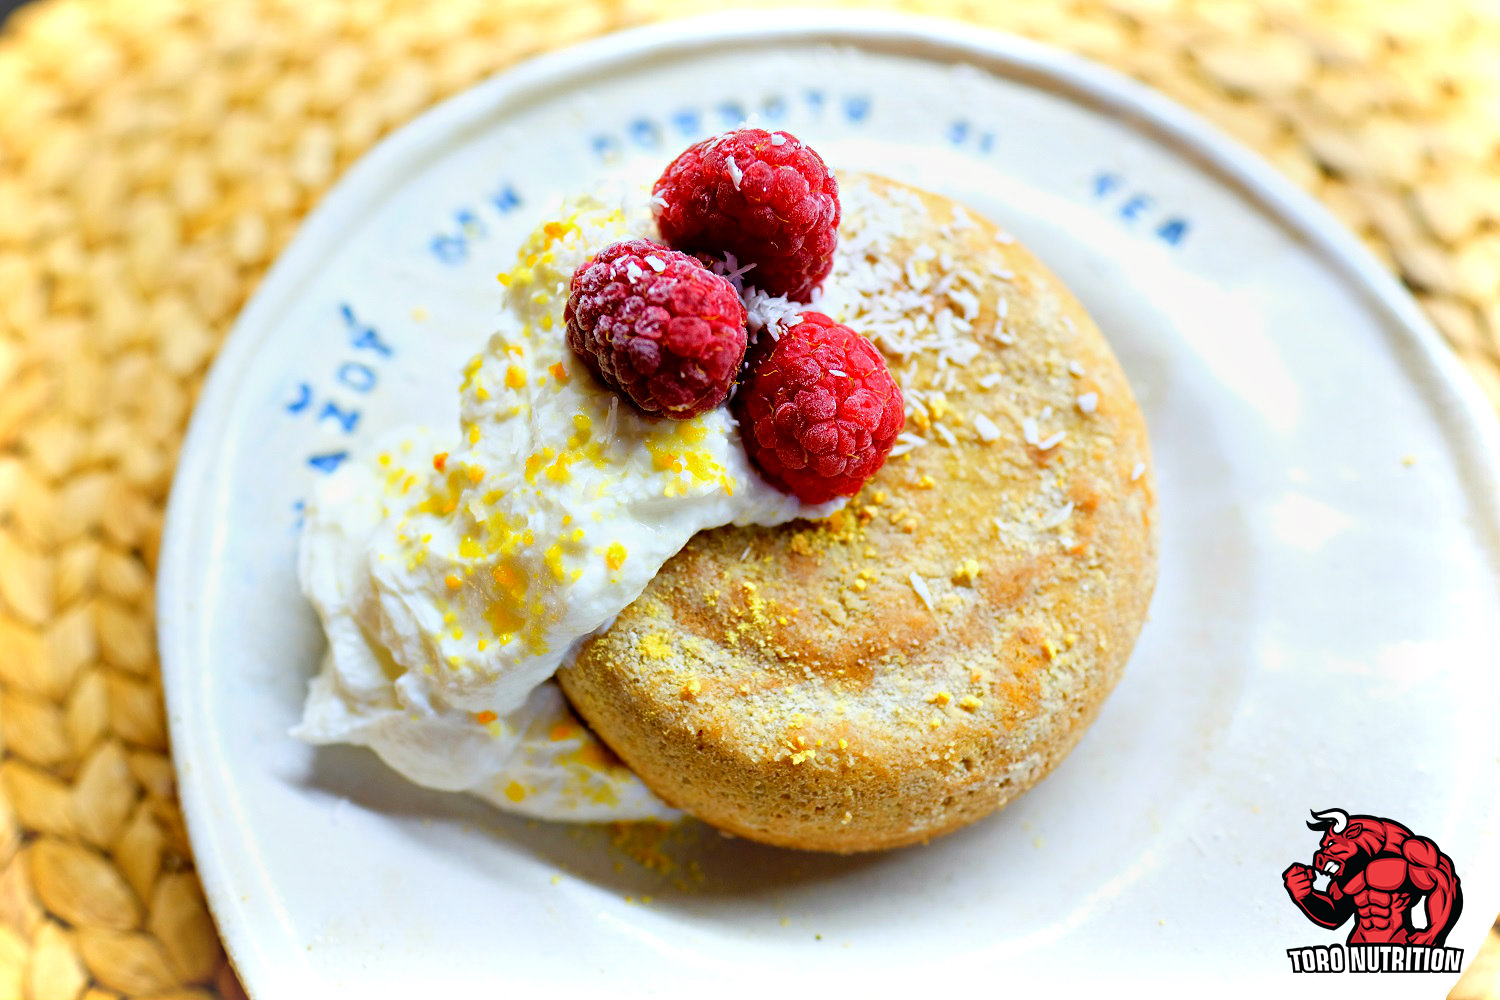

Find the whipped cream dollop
[[296, 190, 837, 821]]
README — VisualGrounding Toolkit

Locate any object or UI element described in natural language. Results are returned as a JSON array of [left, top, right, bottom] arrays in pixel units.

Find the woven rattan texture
[[0, 0, 1497, 997]]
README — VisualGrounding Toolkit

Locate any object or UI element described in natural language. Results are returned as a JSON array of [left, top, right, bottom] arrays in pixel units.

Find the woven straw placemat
[[0, 0, 1496, 997]]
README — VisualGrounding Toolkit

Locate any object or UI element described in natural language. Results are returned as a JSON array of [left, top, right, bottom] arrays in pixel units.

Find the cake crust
[[558, 174, 1157, 852]]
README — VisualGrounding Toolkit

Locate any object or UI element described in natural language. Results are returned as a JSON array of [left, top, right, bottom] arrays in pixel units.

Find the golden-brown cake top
[[560, 173, 1157, 851]]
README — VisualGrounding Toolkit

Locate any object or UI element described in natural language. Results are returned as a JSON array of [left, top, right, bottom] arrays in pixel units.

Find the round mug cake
[[559, 172, 1157, 852]]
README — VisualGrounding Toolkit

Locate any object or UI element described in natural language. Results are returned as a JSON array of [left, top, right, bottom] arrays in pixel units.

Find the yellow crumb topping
[[952, 559, 981, 586], [638, 633, 672, 660]]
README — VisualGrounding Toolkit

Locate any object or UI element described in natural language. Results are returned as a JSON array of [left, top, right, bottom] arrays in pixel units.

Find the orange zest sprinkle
[[433, 452, 448, 472], [548, 361, 569, 383], [444, 574, 461, 589], [476, 710, 498, 725], [506, 364, 526, 388]]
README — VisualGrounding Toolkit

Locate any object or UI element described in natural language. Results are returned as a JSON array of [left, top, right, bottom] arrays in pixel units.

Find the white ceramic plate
[[159, 13, 1500, 997]]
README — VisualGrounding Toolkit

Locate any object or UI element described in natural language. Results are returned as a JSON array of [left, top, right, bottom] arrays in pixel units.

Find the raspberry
[[653, 128, 839, 302], [733, 313, 904, 504], [565, 239, 748, 419]]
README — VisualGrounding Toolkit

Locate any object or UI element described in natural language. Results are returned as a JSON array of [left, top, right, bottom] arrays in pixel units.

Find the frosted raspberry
[[732, 313, 904, 504], [653, 128, 839, 302], [565, 239, 748, 419]]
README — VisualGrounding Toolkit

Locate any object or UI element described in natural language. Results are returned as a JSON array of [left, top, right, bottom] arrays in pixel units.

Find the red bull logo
[[1282, 808, 1465, 974]]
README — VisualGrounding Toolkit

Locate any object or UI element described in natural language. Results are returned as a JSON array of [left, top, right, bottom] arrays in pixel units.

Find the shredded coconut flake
[[909, 572, 935, 611], [1037, 430, 1066, 451], [709, 248, 806, 341], [813, 182, 992, 374], [739, 545, 752, 561], [741, 287, 802, 339], [978, 373, 1003, 389], [1131, 461, 1146, 481], [948, 338, 982, 366], [1022, 417, 1039, 446], [889, 431, 927, 457], [1068, 360, 1086, 377], [973, 413, 1000, 442], [1077, 392, 1098, 414], [725, 156, 743, 191], [644, 254, 666, 273], [603, 395, 619, 442], [770, 133, 786, 146], [951, 287, 980, 319], [1041, 501, 1075, 529], [712, 252, 758, 287]]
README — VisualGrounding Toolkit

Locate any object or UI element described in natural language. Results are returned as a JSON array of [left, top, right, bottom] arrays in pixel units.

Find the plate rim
[[157, 10, 1500, 993]]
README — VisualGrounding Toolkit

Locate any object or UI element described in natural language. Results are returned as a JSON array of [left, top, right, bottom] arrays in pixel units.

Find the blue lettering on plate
[[307, 451, 349, 475], [287, 304, 397, 513], [1156, 218, 1189, 245], [337, 361, 377, 393], [456, 208, 486, 238], [1120, 193, 1153, 221], [716, 101, 747, 126], [629, 118, 662, 149], [430, 233, 467, 264], [1094, 172, 1124, 198], [343, 303, 393, 355], [948, 119, 995, 153], [491, 185, 522, 213], [584, 91, 881, 170], [591, 134, 620, 161], [1093, 171, 1192, 248], [284, 381, 313, 415], [318, 400, 359, 433], [427, 184, 526, 265]]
